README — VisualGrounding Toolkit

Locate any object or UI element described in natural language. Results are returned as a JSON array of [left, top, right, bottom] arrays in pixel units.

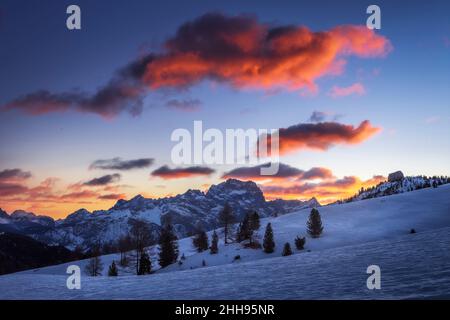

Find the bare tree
[[117, 235, 132, 266], [84, 245, 103, 276], [219, 202, 236, 244], [129, 219, 152, 274]]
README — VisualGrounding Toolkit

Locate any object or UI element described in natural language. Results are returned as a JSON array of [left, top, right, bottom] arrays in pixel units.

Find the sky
[[0, 0, 449, 218]]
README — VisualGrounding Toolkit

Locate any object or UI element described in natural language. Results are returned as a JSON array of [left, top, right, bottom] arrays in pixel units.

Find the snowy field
[[1, 227, 450, 299], [0, 184, 449, 299]]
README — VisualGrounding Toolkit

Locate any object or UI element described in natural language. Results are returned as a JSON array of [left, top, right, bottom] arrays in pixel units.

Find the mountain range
[[2, 175, 448, 252], [0, 179, 319, 250]]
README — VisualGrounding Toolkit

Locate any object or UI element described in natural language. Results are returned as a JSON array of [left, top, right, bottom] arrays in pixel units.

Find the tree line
[[85, 203, 324, 276]]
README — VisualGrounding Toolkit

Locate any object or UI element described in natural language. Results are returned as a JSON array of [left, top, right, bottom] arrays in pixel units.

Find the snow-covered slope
[[1, 184, 449, 299], [1, 226, 450, 299], [12, 183, 450, 279]]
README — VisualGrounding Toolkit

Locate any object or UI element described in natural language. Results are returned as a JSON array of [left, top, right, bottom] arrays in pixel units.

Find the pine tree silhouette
[[158, 222, 179, 268], [263, 223, 275, 253], [282, 242, 292, 256], [249, 211, 260, 231], [210, 230, 219, 254], [138, 251, 151, 275], [307, 208, 324, 238], [193, 230, 209, 252], [108, 260, 118, 276], [237, 214, 252, 243]]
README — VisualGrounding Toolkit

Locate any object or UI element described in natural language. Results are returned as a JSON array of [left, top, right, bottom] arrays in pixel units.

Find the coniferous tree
[[219, 202, 236, 244], [263, 223, 275, 253], [237, 214, 252, 243], [158, 222, 179, 268], [249, 211, 260, 231], [108, 260, 118, 276], [282, 242, 292, 256], [138, 251, 151, 275], [192, 230, 209, 252], [210, 230, 219, 254], [294, 236, 306, 250], [307, 208, 324, 238]]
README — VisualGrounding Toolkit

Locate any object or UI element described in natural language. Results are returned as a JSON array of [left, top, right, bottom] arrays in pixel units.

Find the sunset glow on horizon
[[1, 0, 449, 219]]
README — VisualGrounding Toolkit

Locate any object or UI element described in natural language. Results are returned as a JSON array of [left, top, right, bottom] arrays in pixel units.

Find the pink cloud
[[329, 82, 366, 98]]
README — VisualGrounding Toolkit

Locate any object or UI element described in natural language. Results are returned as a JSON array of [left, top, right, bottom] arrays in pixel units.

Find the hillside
[[0, 232, 78, 275], [1, 226, 450, 299], [11, 183, 450, 281]]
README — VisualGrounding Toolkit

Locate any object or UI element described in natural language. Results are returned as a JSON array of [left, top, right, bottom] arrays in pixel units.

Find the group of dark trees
[[85, 219, 179, 277], [263, 207, 323, 257], [236, 211, 261, 247], [85, 203, 325, 276], [191, 228, 219, 255]]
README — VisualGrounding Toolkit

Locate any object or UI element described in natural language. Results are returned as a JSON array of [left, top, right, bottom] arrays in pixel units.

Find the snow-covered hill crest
[[338, 175, 450, 204]]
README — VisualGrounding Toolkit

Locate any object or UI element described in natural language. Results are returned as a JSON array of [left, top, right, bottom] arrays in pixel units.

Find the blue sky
[[0, 0, 449, 217]]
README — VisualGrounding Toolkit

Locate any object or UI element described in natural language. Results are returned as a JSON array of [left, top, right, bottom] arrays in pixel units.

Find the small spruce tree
[[307, 208, 324, 238], [108, 260, 118, 276], [158, 222, 179, 268], [138, 251, 151, 275], [210, 230, 219, 254], [282, 242, 292, 256], [192, 230, 209, 252], [263, 223, 275, 253], [249, 211, 260, 231], [237, 214, 251, 243]]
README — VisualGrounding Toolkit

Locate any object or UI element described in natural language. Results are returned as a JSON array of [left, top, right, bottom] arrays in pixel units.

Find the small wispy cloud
[[165, 99, 202, 112], [329, 82, 366, 98]]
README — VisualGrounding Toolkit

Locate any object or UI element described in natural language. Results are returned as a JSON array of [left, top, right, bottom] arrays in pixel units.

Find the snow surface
[[1, 184, 449, 299], [1, 227, 450, 299]]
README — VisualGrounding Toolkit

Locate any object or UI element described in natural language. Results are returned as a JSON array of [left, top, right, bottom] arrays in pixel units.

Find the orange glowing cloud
[[0, 168, 130, 218], [261, 120, 381, 155], [143, 13, 391, 92], [262, 174, 387, 204], [2, 13, 391, 119]]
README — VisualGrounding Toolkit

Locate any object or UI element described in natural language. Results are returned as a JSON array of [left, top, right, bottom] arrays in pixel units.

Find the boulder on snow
[[388, 171, 404, 182]]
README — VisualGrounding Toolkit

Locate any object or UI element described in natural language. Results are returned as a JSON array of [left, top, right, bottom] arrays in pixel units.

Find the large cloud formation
[[89, 157, 154, 170], [142, 13, 390, 91], [151, 165, 215, 179], [2, 13, 390, 118], [260, 120, 381, 155]]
